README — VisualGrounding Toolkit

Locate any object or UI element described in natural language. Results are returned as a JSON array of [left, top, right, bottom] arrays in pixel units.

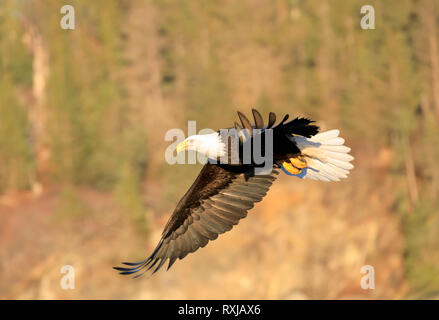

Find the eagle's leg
[[282, 161, 302, 175], [289, 156, 307, 169]]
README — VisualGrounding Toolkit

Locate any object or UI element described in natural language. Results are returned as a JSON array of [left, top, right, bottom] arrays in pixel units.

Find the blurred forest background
[[1, 0, 439, 299]]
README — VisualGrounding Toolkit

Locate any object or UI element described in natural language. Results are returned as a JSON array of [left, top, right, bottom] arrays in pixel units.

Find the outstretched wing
[[114, 163, 279, 277]]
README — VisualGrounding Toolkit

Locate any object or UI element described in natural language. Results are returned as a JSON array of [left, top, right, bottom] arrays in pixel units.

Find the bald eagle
[[114, 109, 354, 277]]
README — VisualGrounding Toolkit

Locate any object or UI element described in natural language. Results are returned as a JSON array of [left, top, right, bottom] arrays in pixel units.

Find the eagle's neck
[[189, 132, 226, 160]]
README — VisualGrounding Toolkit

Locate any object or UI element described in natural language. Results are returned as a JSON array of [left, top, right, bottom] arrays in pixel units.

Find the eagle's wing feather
[[114, 163, 278, 276]]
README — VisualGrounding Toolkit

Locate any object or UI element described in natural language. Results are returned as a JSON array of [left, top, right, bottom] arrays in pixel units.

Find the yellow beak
[[176, 141, 191, 153]]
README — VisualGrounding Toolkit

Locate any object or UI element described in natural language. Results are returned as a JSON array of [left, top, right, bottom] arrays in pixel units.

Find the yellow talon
[[289, 156, 307, 169], [282, 161, 302, 175]]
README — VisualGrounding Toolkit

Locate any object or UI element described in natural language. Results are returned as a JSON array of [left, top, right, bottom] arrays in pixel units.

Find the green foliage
[[114, 162, 147, 233], [40, 1, 127, 188], [0, 1, 34, 192], [404, 198, 439, 294], [0, 76, 34, 192], [114, 129, 148, 232]]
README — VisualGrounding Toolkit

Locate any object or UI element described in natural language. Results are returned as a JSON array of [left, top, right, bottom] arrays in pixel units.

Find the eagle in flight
[[114, 109, 354, 277]]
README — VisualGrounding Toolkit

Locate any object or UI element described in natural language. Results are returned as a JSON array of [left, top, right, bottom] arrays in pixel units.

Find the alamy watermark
[[360, 5, 375, 30], [360, 265, 375, 290], [60, 265, 75, 290], [60, 5, 75, 30], [59, 4, 375, 31]]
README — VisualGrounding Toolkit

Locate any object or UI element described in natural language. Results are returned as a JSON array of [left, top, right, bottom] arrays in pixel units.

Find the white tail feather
[[292, 129, 354, 182]]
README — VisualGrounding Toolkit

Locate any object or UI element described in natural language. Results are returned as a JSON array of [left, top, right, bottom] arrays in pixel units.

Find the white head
[[176, 132, 226, 160]]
